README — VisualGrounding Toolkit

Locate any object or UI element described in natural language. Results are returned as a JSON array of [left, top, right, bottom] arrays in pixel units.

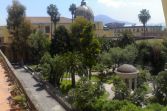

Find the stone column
[[129, 79, 132, 90], [135, 78, 137, 89]]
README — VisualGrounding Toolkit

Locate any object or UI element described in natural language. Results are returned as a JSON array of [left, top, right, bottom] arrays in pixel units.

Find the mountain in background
[[94, 14, 132, 25], [94, 15, 118, 24]]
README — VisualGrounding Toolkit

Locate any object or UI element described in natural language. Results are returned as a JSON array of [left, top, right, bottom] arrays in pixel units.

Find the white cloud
[[97, 0, 127, 8], [97, 0, 156, 8]]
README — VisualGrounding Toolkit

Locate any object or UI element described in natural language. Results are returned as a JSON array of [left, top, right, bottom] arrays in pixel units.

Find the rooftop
[[26, 17, 72, 24]]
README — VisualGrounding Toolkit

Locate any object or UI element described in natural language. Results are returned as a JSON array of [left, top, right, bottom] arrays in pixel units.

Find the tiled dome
[[75, 0, 94, 22]]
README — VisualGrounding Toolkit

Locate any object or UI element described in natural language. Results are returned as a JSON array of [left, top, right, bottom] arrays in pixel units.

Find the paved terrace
[[14, 67, 66, 111], [0, 50, 66, 111], [0, 62, 11, 111]]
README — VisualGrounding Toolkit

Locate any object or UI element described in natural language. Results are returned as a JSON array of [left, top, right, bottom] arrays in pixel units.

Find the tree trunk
[[49, 72, 52, 83], [144, 24, 146, 38], [112, 66, 116, 73], [54, 23, 57, 33], [20, 58, 24, 66], [72, 14, 74, 23], [50, 19, 53, 39], [71, 69, 75, 88], [19, 50, 24, 66], [88, 68, 92, 80]]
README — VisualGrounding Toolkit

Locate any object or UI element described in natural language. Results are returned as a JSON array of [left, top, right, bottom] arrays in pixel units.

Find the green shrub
[[143, 103, 164, 111], [155, 71, 167, 105], [60, 80, 72, 94], [120, 103, 141, 111], [91, 75, 100, 82], [13, 94, 26, 107], [93, 100, 137, 111], [63, 73, 71, 78], [68, 78, 104, 110]]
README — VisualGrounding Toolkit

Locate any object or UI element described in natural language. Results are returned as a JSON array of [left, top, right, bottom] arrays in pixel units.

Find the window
[[137, 29, 139, 32], [133, 29, 136, 32], [0, 37, 4, 44], [146, 28, 148, 32]]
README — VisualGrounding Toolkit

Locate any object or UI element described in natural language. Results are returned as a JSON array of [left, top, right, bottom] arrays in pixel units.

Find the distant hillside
[[95, 15, 118, 24], [95, 15, 132, 25]]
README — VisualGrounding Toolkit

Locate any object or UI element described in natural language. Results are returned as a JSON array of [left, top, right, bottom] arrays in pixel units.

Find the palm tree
[[138, 9, 151, 37], [47, 4, 60, 37], [69, 3, 76, 23]]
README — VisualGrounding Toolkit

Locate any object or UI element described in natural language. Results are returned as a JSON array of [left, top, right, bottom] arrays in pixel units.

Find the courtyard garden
[[5, 1, 167, 111]]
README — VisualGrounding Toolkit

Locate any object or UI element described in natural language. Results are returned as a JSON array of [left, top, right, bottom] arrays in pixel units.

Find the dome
[[75, 0, 94, 22], [116, 64, 138, 73]]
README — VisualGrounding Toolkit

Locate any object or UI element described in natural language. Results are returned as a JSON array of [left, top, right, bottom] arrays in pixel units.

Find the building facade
[[26, 17, 72, 38], [0, 0, 164, 46], [0, 26, 12, 46], [0, 17, 163, 46], [111, 26, 162, 38]]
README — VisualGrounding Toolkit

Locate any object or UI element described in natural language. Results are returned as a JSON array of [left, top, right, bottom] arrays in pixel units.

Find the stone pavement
[[103, 83, 115, 100], [14, 67, 66, 111], [0, 63, 11, 111]]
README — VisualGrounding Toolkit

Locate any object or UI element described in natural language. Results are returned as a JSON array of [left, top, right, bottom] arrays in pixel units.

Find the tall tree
[[50, 25, 70, 55], [7, 0, 31, 65], [16, 20, 32, 64], [28, 31, 51, 63], [40, 53, 66, 86], [99, 38, 114, 52], [7, 0, 25, 36], [118, 31, 134, 48], [69, 3, 76, 23], [64, 52, 83, 88], [70, 17, 89, 51], [71, 17, 101, 79], [138, 9, 151, 37], [47, 4, 60, 37], [108, 47, 123, 68], [149, 43, 166, 75], [123, 44, 138, 64], [137, 41, 151, 69], [81, 22, 101, 79]]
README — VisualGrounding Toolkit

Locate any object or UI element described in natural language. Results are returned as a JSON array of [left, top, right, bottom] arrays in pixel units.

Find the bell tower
[[162, 0, 167, 25]]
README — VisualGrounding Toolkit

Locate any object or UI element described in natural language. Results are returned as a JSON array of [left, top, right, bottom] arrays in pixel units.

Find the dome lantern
[[81, 0, 86, 6]]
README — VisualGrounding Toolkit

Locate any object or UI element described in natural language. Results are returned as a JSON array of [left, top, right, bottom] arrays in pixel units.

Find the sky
[[0, 0, 166, 26]]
